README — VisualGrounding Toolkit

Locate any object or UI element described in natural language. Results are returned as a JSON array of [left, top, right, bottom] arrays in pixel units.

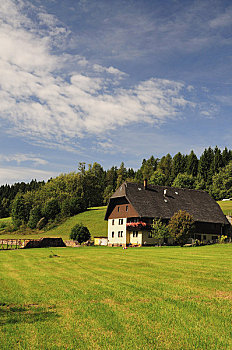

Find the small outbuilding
[[94, 236, 108, 246]]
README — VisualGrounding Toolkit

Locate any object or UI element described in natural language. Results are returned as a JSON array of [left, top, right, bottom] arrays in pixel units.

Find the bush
[[168, 210, 195, 246], [152, 218, 169, 245], [70, 223, 91, 243], [218, 235, 227, 244]]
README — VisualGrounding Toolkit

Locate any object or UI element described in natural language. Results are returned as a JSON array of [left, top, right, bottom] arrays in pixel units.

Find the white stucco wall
[[108, 218, 127, 246]]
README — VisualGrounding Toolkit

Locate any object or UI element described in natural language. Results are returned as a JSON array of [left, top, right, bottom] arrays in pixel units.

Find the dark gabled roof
[[105, 182, 229, 225]]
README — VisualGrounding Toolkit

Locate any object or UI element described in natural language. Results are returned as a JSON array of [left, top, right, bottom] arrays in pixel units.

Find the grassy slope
[[0, 217, 11, 224], [217, 200, 232, 215], [0, 244, 231, 350], [0, 206, 107, 240], [47, 206, 107, 239]]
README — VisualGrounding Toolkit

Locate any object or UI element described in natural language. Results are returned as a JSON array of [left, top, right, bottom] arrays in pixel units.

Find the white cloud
[[0, 154, 48, 166], [0, 0, 196, 152], [0, 167, 56, 185], [209, 12, 232, 28]]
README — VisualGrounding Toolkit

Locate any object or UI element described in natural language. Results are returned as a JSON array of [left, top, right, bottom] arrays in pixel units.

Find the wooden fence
[[0, 239, 28, 250]]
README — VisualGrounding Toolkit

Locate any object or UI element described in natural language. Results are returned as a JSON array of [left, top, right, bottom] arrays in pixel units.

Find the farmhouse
[[105, 180, 230, 246]]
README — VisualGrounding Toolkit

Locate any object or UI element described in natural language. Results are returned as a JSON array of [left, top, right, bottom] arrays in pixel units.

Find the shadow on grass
[[0, 303, 59, 325]]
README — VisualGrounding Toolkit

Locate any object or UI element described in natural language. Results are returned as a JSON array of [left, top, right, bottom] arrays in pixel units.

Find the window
[[119, 219, 123, 225], [126, 205, 128, 212], [112, 231, 114, 238], [203, 235, 206, 240], [112, 219, 114, 225], [118, 231, 123, 237], [118, 206, 120, 212], [133, 231, 138, 237]]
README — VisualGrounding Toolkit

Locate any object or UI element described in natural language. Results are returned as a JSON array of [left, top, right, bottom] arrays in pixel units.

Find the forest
[[1, 146, 232, 231]]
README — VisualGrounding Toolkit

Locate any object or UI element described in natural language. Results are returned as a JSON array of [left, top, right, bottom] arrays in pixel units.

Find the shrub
[[168, 210, 195, 246], [218, 235, 227, 244], [70, 223, 91, 243], [151, 218, 169, 245]]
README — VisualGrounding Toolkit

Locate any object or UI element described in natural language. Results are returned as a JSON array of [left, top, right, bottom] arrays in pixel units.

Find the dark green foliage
[[150, 170, 166, 186], [211, 161, 232, 200], [70, 223, 91, 243], [157, 154, 172, 185], [136, 156, 158, 181], [172, 173, 196, 189], [103, 185, 114, 204], [105, 166, 118, 191], [11, 194, 31, 228], [213, 146, 223, 173], [28, 206, 42, 229], [61, 197, 85, 217], [116, 162, 127, 188], [36, 217, 47, 230], [43, 198, 60, 220], [0, 180, 44, 218], [168, 210, 195, 246], [198, 147, 214, 186], [171, 152, 185, 180], [222, 147, 232, 167], [152, 218, 169, 245], [78, 162, 105, 207], [186, 150, 198, 177]]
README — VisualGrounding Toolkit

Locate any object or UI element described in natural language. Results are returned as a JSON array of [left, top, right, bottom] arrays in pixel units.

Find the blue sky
[[0, 0, 232, 184]]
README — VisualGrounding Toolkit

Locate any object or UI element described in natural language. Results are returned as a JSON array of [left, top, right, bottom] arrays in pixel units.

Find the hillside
[[217, 200, 232, 216], [47, 206, 107, 239], [0, 206, 107, 240]]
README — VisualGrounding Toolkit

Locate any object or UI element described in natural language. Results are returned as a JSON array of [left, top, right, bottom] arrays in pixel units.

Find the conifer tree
[[186, 150, 198, 177]]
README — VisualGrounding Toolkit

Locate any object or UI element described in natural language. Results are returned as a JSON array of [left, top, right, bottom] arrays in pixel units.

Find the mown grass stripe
[[0, 245, 231, 349]]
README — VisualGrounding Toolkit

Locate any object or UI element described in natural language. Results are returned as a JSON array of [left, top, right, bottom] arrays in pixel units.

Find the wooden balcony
[[126, 221, 151, 231]]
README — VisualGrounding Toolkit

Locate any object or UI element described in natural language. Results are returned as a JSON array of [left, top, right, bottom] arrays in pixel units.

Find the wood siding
[[108, 203, 139, 219]]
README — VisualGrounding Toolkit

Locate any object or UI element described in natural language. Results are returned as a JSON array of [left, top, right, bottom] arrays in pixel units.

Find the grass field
[[217, 200, 232, 216], [0, 217, 12, 232], [0, 244, 231, 349], [0, 206, 107, 240]]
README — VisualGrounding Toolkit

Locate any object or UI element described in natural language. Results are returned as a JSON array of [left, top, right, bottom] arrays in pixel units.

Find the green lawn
[[217, 200, 232, 216], [0, 217, 12, 231], [0, 217, 12, 224], [47, 206, 107, 239], [0, 206, 107, 240], [0, 244, 231, 349]]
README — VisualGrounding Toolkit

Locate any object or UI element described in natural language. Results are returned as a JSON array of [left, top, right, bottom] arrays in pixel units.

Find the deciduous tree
[[168, 210, 195, 246]]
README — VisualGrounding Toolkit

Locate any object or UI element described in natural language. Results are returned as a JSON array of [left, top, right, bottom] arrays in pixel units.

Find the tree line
[[1, 146, 232, 230]]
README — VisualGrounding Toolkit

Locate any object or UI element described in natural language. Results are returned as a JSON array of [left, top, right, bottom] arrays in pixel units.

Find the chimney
[[144, 178, 147, 190]]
